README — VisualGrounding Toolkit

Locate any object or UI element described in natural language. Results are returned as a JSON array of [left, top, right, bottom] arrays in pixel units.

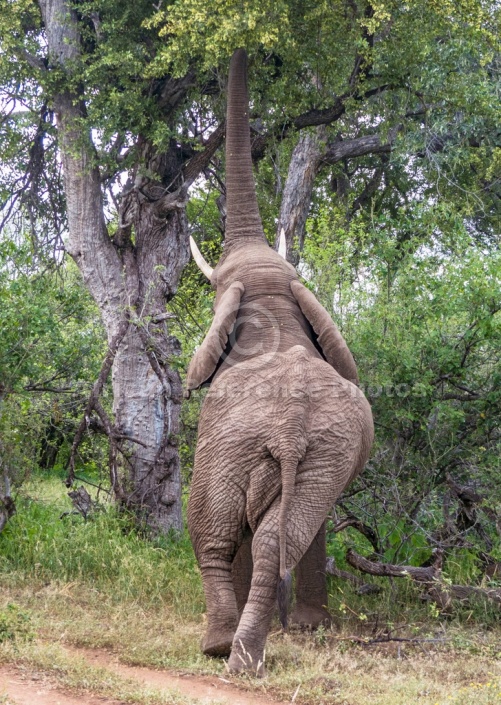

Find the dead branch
[[0, 496, 16, 534], [0, 474, 15, 534], [0, 469, 16, 533], [346, 548, 443, 581], [154, 122, 226, 217], [182, 122, 225, 187], [326, 557, 381, 595], [67, 486, 94, 520], [336, 635, 446, 647], [71, 473, 111, 495], [67, 316, 130, 488], [346, 549, 501, 610], [321, 127, 400, 165], [332, 514, 381, 554]]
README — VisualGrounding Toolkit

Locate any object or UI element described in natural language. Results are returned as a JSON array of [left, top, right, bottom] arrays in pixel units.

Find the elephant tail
[[277, 567, 292, 630], [278, 456, 298, 581], [277, 453, 300, 630]]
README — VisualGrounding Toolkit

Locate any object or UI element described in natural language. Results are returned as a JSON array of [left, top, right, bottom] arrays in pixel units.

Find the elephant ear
[[290, 279, 359, 384], [186, 281, 245, 392]]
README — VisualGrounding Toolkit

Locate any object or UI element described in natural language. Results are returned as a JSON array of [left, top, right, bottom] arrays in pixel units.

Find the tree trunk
[[276, 129, 325, 261], [0, 473, 15, 534], [110, 202, 189, 532], [38, 0, 187, 533], [275, 127, 397, 260]]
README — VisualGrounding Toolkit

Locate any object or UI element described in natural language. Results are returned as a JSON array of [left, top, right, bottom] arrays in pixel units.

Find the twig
[[67, 316, 130, 487]]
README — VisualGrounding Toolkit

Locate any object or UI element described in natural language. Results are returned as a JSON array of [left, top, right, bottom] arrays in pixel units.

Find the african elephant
[[185, 49, 373, 675]]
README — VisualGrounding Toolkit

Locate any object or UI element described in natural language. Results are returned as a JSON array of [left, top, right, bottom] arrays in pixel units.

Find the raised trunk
[[225, 49, 265, 244]]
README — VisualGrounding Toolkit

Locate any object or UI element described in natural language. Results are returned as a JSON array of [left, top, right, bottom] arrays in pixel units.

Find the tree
[[0, 0, 498, 533]]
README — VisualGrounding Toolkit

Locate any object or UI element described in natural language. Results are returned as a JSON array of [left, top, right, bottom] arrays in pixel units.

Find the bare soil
[[0, 644, 284, 705], [0, 665, 121, 705]]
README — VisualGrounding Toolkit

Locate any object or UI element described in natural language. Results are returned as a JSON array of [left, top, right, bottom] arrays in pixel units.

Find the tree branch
[[67, 315, 130, 486], [325, 557, 381, 595], [15, 47, 47, 72], [182, 122, 226, 188], [332, 514, 381, 554], [346, 549, 501, 609], [322, 127, 399, 165]]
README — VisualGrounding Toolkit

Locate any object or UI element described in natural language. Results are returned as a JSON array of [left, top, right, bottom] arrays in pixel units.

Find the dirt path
[[0, 665, 121, 705], [0, 644, 285, 705]]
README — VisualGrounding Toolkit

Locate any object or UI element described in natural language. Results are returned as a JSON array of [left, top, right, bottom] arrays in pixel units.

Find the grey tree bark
[[275, 127, 398, 259], [276, 129, 325, 262], [0, 473, 15, 534], [37, 0, 194, 532]]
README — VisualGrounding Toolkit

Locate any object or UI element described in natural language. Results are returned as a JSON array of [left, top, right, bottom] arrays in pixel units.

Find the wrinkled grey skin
[[186, 49, 374, 676]]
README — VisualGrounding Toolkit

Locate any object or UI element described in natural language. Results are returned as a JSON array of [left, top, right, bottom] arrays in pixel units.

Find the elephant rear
[[259, 345, 373, 579], [193, 344, 372, 574]]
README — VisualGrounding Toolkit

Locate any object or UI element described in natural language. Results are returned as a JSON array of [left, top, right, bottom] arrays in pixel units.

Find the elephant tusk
[[190, 236, 214, 280], [278, 228, 287, 260]]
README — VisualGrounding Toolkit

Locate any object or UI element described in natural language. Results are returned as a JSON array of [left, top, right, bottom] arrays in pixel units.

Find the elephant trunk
[[225, 49, 266, 245]]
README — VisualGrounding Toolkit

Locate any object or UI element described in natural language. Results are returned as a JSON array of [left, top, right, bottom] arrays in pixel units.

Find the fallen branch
[[346, 549, 501, 610], [325, 557, 381, 595], [60, 486, 95, 521], [346, 548, 443, 581], [335, 635, 446, 646]]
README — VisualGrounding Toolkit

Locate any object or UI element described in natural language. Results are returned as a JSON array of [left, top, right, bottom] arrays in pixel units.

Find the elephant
[[185, 48, 374, 676]]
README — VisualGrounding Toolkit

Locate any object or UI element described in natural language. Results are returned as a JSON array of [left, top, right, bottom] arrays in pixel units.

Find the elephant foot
[[289, 602, 331, 630], [227, 642, 266, 677], [202, 628, 235, 658]]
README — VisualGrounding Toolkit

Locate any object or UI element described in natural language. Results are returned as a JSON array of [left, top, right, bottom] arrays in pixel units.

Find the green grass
[[2, 476, 204, 615], [0, 640, 203, 705], [1, 473, 501, 705]]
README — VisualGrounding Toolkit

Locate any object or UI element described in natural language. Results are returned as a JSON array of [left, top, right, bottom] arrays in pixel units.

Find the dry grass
[[2, 581, 501, 705], [1, 475, 501, 705]]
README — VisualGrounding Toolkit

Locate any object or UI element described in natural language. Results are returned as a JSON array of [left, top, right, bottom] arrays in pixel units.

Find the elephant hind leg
[[199, 558, 239, 657], [228, 501, 326, 675], [228, 452, 350, 675], [228, 508, 281, 677], [232, 529, 253, 617], [290, 521, 331, 629], [189, 500, 242, 656], [188, 452, 249, 657]]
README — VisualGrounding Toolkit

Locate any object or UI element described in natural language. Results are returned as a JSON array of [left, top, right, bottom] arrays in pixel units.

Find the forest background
[[0, 1, 500, 703]]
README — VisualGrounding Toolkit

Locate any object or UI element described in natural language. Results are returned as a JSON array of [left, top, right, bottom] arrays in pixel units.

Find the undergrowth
[[1, 473, 501, 705], [0, 475, 203, 615]]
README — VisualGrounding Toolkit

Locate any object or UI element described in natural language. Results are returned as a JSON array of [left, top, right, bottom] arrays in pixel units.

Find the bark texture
[[275, 128, 398, 258], [38, 0, 192, 532], [346, 549, 501, 610], [276, 130, 325, 261], [0, 474, 15, 534]]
